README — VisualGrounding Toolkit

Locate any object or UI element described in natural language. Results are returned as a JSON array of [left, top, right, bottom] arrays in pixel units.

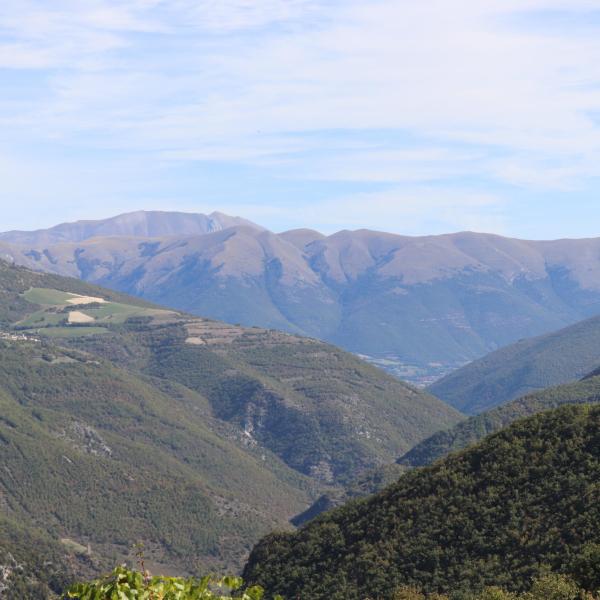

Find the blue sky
[[1, 0, 600, 238]]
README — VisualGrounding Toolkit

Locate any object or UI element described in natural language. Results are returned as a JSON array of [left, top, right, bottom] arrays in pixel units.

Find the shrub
[[65, 566, 282, 600], [521, 574, 581, 600]]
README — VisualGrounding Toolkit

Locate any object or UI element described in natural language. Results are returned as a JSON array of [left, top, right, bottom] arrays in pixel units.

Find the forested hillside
[[291, 372, 600, 525], [401, 373, 600, 467], [0, 340, 316, 576], [0, 516, 91, 598], [0, 259, 461, 595], [243, 405, 600, 599], [0, 260, 460, 485], [429, 314, 600, 413]]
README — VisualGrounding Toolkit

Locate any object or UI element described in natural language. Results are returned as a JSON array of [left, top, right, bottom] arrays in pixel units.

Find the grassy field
[[82, 302, 170, 324], [17, 309, 67, 328], [17, 287, 175, 336], [23, 287, 89, 306]]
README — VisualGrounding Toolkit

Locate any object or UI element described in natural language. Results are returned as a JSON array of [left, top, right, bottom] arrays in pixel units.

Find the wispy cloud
[[2, 0, 600, 234], [299, 188, 509, 236]]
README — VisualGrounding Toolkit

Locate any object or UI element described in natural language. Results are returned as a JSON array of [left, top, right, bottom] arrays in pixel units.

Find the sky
[[1, 1, 600, 238]]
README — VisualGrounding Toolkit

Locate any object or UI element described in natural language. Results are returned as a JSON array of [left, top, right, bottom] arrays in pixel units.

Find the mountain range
[[3, 215, 600, 597], [5, 211, 600, 383]]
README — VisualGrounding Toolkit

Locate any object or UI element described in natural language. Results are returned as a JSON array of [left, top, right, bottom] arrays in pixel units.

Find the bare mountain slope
[[5, 212, 600, 380]]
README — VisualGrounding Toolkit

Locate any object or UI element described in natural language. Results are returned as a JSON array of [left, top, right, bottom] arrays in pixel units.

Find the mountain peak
[[0, 210, 263, 246]]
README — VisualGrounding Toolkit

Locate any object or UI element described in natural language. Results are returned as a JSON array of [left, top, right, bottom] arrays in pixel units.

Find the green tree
[[473, 588, 518, 600], [522, 574, 580, 600], [65, 566, 282, 600], [570, 543, 600, 591]]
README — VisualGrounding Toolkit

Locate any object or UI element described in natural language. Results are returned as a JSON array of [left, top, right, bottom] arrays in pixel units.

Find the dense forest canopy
[[243, 405, 600, 599]]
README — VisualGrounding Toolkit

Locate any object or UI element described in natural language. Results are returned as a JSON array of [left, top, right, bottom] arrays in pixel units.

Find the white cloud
[[300, 188, 509, 236], [2, 0, 600, 233], [171, 0, 321, 32]]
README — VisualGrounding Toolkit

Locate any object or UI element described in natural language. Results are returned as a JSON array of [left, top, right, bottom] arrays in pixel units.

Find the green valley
[[6, 3, 600, 598]]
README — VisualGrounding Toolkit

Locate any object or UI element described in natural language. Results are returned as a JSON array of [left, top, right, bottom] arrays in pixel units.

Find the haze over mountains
[[4, 210, 600, 383]]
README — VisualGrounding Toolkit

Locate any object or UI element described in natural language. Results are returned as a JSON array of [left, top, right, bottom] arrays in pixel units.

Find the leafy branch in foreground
[[65, 565, 282, 600]]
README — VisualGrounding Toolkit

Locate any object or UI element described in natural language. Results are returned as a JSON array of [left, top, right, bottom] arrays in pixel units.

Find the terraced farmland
[[16, 287, 177, 336]]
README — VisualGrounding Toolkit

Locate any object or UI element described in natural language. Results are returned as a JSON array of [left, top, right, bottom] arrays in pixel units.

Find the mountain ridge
[[429, 312, 600, 413], [6, 212, 600, 381], [0, 210, 262, 246], [403, 372, 600, 466], [288, 368, 600, 525]]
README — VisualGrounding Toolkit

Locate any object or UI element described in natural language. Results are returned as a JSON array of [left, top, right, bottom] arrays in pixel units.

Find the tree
[[65, 566, 282, 600]]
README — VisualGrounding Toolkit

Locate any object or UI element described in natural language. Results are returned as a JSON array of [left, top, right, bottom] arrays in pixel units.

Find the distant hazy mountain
[[430, 313, 600, 414], [0, 210, 260, 245], [5, 211, 600, 378]]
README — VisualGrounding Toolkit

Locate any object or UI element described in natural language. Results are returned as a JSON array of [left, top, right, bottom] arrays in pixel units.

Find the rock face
[[6, 211, 600, 378]]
